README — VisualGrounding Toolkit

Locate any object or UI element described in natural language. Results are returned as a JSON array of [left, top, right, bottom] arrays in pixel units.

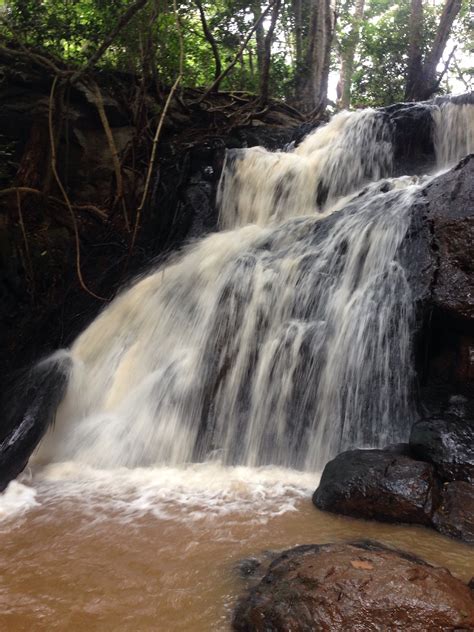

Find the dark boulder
[[410, 416, 474, 482], [432, 481, 474, 544], [383, 442, 413, 456], [425, 155, 474, 325], [312, 449, 439, 525], [406, 155, 474, 421], [313, 435, 474, 543], [384, 102, 436, 175], [0, 353, 71, 491], [232, 541, 474, 632]]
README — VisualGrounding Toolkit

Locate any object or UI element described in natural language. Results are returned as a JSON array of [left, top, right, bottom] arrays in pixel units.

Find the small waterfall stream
[[32, 101, 472, 472], [0, 99, 473, 632]]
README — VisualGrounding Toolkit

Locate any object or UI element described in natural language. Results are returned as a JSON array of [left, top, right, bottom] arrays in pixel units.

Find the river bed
[[0, 464, 472, 631]]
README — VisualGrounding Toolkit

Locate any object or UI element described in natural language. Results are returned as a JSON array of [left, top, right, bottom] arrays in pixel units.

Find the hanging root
[[89, 80, 130, 230], [48, 76, 107, 302]]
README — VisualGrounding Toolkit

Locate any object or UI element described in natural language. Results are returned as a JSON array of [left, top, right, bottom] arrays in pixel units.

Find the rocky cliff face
[[415, 156, 474, 415], [313, 156, 474, 543], [0, 47, 304, 382], [399, 153, 473, 417]]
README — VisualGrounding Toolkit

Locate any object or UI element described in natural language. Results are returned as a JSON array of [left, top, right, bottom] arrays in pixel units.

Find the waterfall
[[433, 101, 474, 168], [33, 101, 472, 472], [218, 109, 393, 228]]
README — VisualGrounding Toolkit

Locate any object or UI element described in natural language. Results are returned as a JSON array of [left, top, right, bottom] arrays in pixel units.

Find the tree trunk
[[405, 0, 462, 101], [338, 0, 365, 109], [259, 0, 281, 102], [291, 0, 303, 73], [296, 0, 335, 114], [405, 0, 424, 100], [252, 1, 265, 77], [422, 0, 462, 92], [195, 0, 222, 84]]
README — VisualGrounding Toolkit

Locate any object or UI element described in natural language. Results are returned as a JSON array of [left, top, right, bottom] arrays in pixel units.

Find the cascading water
[[30, 100, 473, 474], [217, 109, 393, 227], [1, 98, 473, 632], [433, 101, 474, 167]]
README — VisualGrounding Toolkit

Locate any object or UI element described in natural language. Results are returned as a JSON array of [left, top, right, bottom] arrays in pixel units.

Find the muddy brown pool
[[0, 465, 472, 632]]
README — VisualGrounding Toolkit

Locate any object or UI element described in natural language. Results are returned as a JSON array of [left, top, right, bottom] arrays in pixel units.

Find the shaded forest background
[[0, 0, 472, 377], [1, 0, 471, 110]]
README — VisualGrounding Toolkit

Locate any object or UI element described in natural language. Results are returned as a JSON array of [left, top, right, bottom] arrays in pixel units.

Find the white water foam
[[0, 479, 38, 520], [0, 463, 317, 525]]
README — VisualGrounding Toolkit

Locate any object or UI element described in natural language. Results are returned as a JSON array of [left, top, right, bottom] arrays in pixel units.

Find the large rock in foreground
[[232, 541, 474, 631], [312, 449, 438, 525]]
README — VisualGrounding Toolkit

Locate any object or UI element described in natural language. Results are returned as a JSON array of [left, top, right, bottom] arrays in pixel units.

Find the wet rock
[[410, 416, 474, 482], [313, 426, 474, 543], [384, 102, 436, 175], [425, 155, 474, 326], [432, 481, 474, 544], [405, 156, 474, 425], [232, 541, 474, 632], [383, 442, 413, 456], [0, 353, 71, 491], [312, 449, 438, 525], [235, 557, 262, 579]]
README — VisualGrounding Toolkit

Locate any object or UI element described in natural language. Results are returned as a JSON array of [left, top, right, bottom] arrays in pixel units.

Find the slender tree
[[259, 0, 281, 102], [405, 0, 462, 101], [405, 0, 424, 100], [293, 0, 336, 114], [337, 0, 365, 109], [252, 0, 266, 77], [195, 0, 222, 84]]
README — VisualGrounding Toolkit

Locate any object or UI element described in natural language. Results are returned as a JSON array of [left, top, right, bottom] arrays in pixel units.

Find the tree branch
[[434, 44, 458, 91], [422, 0, 462, 88], [199, 0, 276, 100], [129, 0, 184, 254], [48, 77, 106, 301], [89, 80, 129, 229], [15, 189, 34, 293], [70, 0, 150, 82], [195, 0, 222, 83]]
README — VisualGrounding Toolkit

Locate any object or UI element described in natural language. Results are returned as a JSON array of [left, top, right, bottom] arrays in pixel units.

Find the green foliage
[[353, 1, 412, 106], [350, 0, 471, 107], [3, 0, 126, 63], [0, 0, 470, 106]]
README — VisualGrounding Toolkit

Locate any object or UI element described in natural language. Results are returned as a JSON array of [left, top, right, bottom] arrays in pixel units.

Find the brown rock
[[232, 541, 474, 632], [433, 481, 474, 544]]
